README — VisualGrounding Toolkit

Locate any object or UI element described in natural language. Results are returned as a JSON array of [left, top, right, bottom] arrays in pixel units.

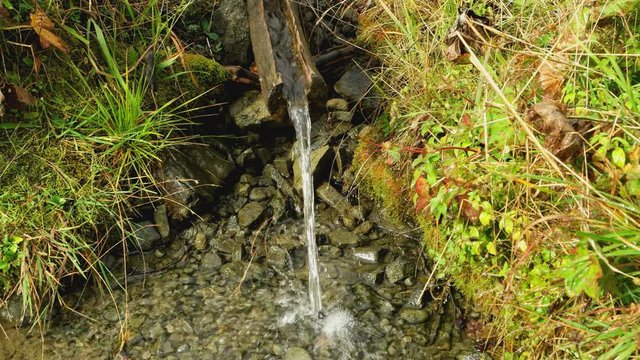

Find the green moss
[[154, 52, 229, 106]]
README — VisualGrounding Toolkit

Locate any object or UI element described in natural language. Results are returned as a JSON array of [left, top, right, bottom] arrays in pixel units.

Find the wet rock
[[273, 157, 291, 178], [194, 231, 207, 251], [326, 98, 348, 111], [353, 220, 373, 235], [153, 205, 170, 239], [229, 90, 278, 129], [316, 183, 362, 226], [399, 308, 430, 324], [210, 0, 251, 66], [265, 246, 289, 269], [358, 264, 385, 286], [132, 221, 162, 251], [263, 164, 302, 215], [327, 229, 361, 247], [0, 296, 30, 326], [249, 186, 274, 201], [269, 192, 287, 222], [234, 182, 251, 197], [318, 245, 342, 258], [201, 252, 223, 270], [237, 201, 265, 228], [284, 347, 312, 360], [352, 283, 395, 315], [156, 144, 235, 219], [220, 261, 265, 282], [385, 257, 414, 284], [349, 246, 381, 263], [293, 145, 332, 193], [211, 236, 241, 255], [334, 66, 380, 111]]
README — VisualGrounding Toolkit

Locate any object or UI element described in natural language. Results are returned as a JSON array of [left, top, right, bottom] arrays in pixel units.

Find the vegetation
[[0, 0, 226, 323], [358, 0, 640, 358]]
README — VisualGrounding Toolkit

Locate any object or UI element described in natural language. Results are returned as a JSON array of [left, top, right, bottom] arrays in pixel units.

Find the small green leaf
[[479, 211, 492, 226], [611, 147, 626, 168], [487, 241, 498, 255]]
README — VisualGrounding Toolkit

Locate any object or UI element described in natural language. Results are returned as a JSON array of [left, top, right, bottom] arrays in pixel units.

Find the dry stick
[[232, 218, 272, 297]]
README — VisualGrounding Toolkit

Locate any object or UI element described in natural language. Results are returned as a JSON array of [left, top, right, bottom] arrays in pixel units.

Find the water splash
[[288, 102, 322, 316]]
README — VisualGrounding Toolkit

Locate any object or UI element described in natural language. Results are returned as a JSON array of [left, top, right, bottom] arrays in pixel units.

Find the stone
[[284, 347, 312, 360], [132, 221, 162, 251], [220, 261, 264, 282], [153, 205, 170, 239], [349, 246, 381, 263], [327, 229, 361, 247], [265, 246, 289, 269], [210, 0, 252, 66], [353, 221, 373, 235], [235, 148, 256, 167], [155, 143, 235, 220], [264, 164, 302, 215], [211, 236, 241, 255], [292, 145, 332, 193], [399, 308, 430, 324], [385, 257, 414, 284], [316, 183, 363, 226], [237, 202, 265, 228], [229, 90, 278, 129], [326, 98, 348, 111], [194, 231, 207, 251], [249, 187, 274, 201], [201, 252, 222, 270], [334, 66, 381, 111], [358, 265, 385, 286]]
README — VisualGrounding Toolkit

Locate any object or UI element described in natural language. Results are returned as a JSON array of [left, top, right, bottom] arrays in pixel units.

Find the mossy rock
[[155, 52, 230, 106]]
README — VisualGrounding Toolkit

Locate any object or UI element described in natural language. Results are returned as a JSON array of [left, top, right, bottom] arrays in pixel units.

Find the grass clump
[[0, 0, 217, 325], [358, 0, 640, 358]]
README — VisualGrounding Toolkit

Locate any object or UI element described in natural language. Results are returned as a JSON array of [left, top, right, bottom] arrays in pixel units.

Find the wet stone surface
[[0, 98, 481, 360]]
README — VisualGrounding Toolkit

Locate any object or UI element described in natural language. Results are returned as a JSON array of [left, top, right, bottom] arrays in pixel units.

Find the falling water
[[263, 0, 322, 316], [288, 102, 322, 316]]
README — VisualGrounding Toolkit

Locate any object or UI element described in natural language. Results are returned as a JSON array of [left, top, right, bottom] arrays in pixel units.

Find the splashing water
[[288, 102, 322, 316]]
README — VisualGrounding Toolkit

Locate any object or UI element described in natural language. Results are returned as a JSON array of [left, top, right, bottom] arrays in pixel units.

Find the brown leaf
[[2, 83, 36, 109], [539, 60, 565, 99], [13, 85, 36, 105], [528, 100, 583, 160], [29, 9, 69, 53], [460, 196, 480, 223], [37, 27, 69, 53], [415, 175, 429, 198]]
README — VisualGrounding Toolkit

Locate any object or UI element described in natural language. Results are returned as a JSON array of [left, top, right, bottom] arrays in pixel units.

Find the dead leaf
[[2, 83, 37, 109], [539, 59, 565, 100], [29, 9, 69, 53], [528, 100, 586, 160], [13, 85, 36, 105], [460, 196, 480, 223], [415, 175, 431, 213]]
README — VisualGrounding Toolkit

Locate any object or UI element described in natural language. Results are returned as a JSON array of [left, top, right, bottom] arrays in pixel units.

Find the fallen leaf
[[538, 59, 565, 100], [12, 85, 36, 105], [444, 9, 491, 63], [29, 9, 69, 53], [460, 196, 480, 223]]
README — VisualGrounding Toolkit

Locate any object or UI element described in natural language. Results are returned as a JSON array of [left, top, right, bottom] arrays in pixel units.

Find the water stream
[[265, 0, 323, 316], [288, 102, 323, 316]]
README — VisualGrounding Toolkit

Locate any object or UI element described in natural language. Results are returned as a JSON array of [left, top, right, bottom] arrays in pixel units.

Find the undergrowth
[[358, 0, 640, 358], [0, 0, 225, 327]]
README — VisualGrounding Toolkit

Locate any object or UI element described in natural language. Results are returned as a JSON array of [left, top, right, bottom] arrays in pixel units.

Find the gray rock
[[385, 257, 414, 284], [316, 183, 363, 226], [263, 164, 302, 215], [292, 145, 332, 193], [0, 295, 29, 326], [284, 347, 312, 360], [211, 236, 241, 255], [269, 192, 287, 222], [334, 66, 381, 112], [229, 90, 277, 128], [326, 98, 349, 111], [265, 246, 289, 269], [155, 143, 235, 220], [399, 308, 430, 324], [358, 265, 385, 286], [327, 229, 361, 247], [132, 221, 162, 251], [237, 202, 265, 228], [201, 252, 222, 269], [349, 246, 381, 263], [210, 0, 251, 66], [220, 261, 264, 282], [249, 187, 274, 201], [153, 205, 170, 239]]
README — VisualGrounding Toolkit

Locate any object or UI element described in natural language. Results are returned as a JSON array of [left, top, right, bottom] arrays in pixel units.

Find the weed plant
[[0, 0, 216, 330], [358, 0, 640, 358]]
